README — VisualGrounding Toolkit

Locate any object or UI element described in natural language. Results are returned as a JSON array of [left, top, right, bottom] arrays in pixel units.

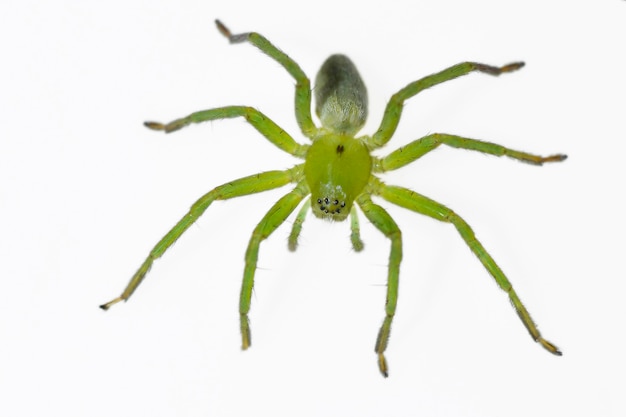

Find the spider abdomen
[[304, 134, 371, 221], [315, 54, 368, 136]]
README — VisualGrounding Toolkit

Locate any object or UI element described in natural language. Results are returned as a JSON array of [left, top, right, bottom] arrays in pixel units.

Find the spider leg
[[372, 178, 562, 356], [288, 202, 364, 252], [366, 62, 524, 150], [215, 20, 318, 139], [288, 199, 311, 252], [349, 205, 365, 252], [356, 194, 402, 377], [145, 106, 308, 158], [100, 166, 302, 310], [374, 133, 566, 172], [239, 181, 310, 349]]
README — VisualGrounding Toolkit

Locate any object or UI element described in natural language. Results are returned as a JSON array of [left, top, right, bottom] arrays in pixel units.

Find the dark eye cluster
[[316, 197, 346, 215]]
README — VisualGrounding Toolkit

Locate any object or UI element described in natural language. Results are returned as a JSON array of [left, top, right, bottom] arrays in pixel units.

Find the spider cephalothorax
[[102, 20, 565, 377], [305, 131, 371, 221]]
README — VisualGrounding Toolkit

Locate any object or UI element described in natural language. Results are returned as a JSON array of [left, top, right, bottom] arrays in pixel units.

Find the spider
[[101, 20, 565, 377]]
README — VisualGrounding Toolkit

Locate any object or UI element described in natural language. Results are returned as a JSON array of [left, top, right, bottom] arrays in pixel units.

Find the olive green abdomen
[[315, 54, 368, 136]]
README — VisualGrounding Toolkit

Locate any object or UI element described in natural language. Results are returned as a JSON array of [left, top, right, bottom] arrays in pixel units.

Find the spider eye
[[313, 195, 351, 219]]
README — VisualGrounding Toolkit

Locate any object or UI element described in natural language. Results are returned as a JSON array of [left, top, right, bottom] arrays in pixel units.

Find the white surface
[[1, 1, 624, 416]]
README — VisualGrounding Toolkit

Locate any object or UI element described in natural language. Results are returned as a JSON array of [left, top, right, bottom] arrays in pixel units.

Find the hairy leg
[[376, 133, 566, 172], [239, 181, 310, 349], [373, 179, 561, 356], [145, 106, 307, 158], [100, 166, 302, 310], [366, 62, 524, 149], [215, 20, 317, 138], [357, 194, 402, 377]]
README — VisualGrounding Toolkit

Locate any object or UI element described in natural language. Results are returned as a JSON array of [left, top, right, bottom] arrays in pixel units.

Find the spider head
[[305, 133, 371, 222], [312, 192, 350, 221]]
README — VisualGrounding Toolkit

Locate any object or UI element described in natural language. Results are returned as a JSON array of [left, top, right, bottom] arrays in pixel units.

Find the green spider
[[101, 20, 565, 377]]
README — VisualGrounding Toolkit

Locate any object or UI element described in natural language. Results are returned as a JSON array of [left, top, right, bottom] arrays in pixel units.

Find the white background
[[2, 0, 625, 416]]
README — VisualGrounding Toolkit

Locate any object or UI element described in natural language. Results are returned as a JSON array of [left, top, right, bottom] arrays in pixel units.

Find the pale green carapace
[[101, 20, 565, 377]]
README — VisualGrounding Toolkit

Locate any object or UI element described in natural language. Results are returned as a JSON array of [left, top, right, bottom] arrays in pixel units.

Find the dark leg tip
[[502, 62, 525, 72], [377, 353, 389, 378], [144, 121, 165, 130], [547, 154, 568, 163], [215, 20, 231, 39], [100, 297, 123, 311]]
